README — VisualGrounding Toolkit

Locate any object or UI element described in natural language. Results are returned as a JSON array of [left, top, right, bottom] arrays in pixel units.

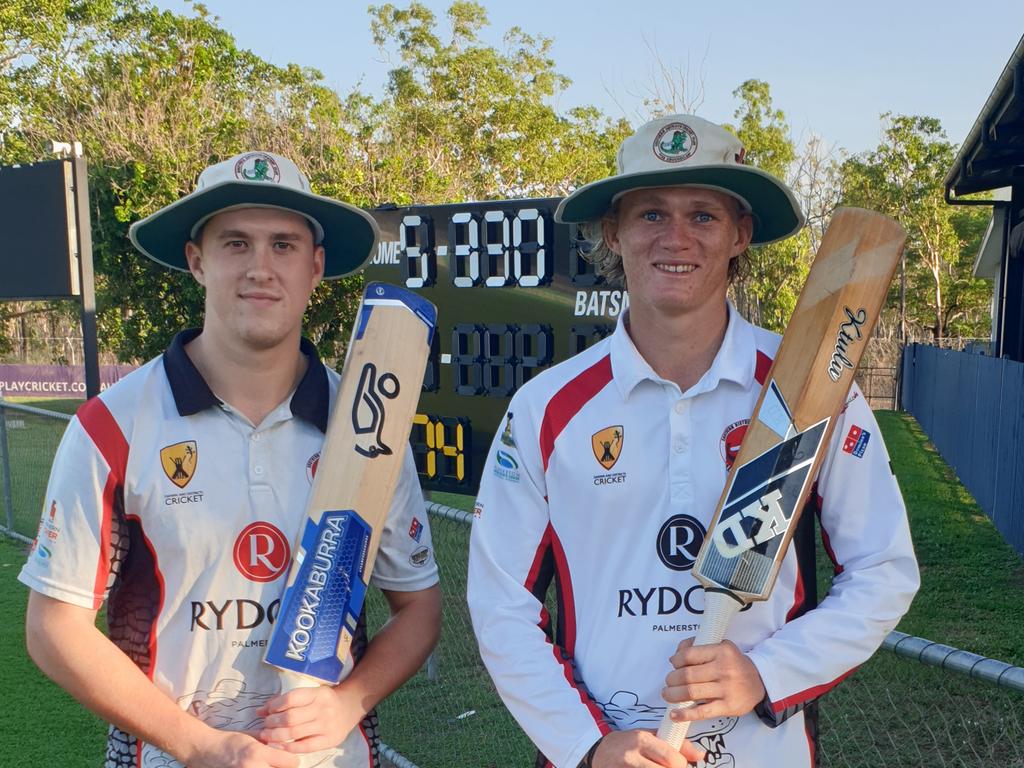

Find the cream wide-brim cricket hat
[[129, 151, 380, 279], [555, 114, 805, 245]]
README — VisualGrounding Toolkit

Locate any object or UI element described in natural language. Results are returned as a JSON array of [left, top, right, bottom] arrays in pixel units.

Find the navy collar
[[162, 330, 330, 433]]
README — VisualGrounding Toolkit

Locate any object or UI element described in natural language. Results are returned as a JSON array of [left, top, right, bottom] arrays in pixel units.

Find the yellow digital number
[[415, 413, 466, 482]]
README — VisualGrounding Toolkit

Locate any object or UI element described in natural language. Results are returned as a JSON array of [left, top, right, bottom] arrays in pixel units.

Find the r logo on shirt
[[656, 515, 707, 571], [233, 522, 291, 582]]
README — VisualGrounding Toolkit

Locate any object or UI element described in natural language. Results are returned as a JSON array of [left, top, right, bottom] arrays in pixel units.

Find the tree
[[725, 80, 815, 332], [366, 1, 628, 203], [841, 114, 991, 343], [2, 1, 631, 364]]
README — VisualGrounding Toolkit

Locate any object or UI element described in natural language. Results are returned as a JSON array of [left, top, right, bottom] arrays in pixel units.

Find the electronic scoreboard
[[364, 198, 629, 495]]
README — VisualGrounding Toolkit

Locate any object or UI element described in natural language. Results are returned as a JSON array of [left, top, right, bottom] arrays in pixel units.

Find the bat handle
[[278, 670, 322, 695], [656, 589, 743, 749]]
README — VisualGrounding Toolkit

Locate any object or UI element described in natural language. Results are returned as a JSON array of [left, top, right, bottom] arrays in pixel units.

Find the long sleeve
[[746, 391, 920, 724], [467, 398, 611, 768]]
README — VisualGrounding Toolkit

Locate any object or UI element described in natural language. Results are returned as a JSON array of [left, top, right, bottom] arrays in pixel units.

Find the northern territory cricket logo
[[160, 441, 197, 488], [234, 152, 281, 183], [699, 419, 829, 598], [653, 122, 698, 163], [592, 425, 624, 470], [352, 362, 400, 458], [827, 307, 868, 382]]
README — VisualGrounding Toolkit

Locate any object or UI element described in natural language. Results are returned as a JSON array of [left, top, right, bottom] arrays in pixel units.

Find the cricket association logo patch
[[592, 425, 627, 486], [234, 152, 282, 183], [592, 425, 623, 470], [653, 122, 698, 163], [720, 420, 749, 469], [160, 441, 198, 488]]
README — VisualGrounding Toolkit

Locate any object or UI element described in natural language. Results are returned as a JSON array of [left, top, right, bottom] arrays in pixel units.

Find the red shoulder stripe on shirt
[[539, 355, 613, 471], [755, 350, 773, 386], [549, 527, 612, 735], [77, 397, 129, 609], [524, 523, 611, 738], [771, 666, 858, 713]]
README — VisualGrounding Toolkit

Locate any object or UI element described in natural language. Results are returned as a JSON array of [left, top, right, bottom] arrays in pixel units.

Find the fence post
[[0, 400, 13, 532]]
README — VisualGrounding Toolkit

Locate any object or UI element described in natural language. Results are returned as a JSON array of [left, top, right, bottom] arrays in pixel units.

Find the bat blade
[[657, 208, 905, 747], [264, 282, 436, 688]]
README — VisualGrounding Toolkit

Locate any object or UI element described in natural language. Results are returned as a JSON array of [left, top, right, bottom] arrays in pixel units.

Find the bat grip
[[656, 589, 743, 749], [278, 669, 322, 695]]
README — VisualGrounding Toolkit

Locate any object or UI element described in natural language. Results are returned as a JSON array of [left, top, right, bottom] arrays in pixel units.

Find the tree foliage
[[840, 114, 991, 342], [725, 79, 815, 332], [0, 2, 996, 364], [1, 0, 626, 363]]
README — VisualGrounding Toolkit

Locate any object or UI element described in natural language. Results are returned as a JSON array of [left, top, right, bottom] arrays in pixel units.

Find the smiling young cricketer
[[467, 115, 919, 768]]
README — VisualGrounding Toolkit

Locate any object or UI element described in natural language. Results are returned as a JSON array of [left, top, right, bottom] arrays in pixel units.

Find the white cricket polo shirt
[[468, 304, 918, 768], [20, 330, 438, 768]]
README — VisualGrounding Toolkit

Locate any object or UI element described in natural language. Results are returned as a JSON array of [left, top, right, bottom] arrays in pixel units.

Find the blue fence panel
[[970, 355, 1002, 515], [902, 344, 1024, 558], [997, 367, 1024, 550]]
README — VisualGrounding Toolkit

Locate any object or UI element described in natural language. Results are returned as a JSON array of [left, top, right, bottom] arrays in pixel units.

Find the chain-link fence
[[3, 404, 1022, 768], [367, 503, 1024, 768], [0, 400, 72, 543]]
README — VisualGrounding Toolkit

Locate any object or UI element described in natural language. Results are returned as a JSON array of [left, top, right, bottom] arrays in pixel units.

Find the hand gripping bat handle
[[278, 671, 334, 768], [656, 589, 744, 749], [279, 669, 322, 694]]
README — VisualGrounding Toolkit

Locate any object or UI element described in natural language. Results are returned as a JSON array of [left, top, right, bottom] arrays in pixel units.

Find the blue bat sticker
[[266, 510, 372, 684]]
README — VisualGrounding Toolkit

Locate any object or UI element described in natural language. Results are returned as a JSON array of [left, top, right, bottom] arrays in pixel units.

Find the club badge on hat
[[555, 114, 804, 245], [129, 151, 380, 279]]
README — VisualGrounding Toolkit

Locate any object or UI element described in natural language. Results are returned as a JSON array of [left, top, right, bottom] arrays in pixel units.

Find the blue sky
[[155, 0, 1023, 156]]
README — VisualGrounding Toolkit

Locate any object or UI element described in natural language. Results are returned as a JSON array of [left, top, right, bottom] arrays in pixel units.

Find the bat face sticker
[[351, 362, 401, 458]]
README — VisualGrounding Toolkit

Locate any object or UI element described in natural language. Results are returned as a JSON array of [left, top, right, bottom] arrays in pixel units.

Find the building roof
[[945, 33, 1024, 199]]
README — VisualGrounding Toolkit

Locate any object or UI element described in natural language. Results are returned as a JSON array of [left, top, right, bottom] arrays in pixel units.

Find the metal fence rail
[[364, 504, 1024, 768], [4, 406, 1022, 768]]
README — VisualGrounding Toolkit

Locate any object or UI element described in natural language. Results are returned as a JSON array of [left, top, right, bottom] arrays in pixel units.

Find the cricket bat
[[265, 281, 436, 695], [656, 208, 906, 748]]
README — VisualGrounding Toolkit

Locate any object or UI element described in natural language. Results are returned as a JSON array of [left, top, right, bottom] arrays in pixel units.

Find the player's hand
[[184, 729, 300, 768], [258, 684, 363, 753], [662, 637, 766, 722], [590, 729, 705, 767]]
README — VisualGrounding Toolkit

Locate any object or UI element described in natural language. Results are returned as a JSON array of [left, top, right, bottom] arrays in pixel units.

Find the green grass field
[[2, 410, 1022, 767]]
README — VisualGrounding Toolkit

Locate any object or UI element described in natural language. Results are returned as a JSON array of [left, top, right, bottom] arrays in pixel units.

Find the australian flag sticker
[[408, 517, 423, 542], [843, 425, 870, 458]]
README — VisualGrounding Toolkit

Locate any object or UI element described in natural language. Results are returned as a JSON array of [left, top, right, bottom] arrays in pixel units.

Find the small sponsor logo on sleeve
[[842, 425, 871, 458], [493, 450, 521, 483], [410, 546, 431, 567], [719, 420, 749, 469], [408, 517, 423, 542], [500, 413, 516, 447], [305, 452, 320, 484]]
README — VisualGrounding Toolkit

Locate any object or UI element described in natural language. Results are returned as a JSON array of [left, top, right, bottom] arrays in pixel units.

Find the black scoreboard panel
[[364, 198, 629, 495]]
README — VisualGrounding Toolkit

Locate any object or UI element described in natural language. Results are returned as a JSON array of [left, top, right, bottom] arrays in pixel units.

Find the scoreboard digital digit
[[364, 198, 629, 495]]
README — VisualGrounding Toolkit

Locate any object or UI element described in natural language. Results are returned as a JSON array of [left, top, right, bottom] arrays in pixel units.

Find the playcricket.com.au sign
[[0, 365, 136, 397]]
